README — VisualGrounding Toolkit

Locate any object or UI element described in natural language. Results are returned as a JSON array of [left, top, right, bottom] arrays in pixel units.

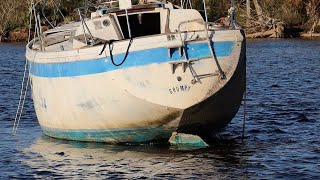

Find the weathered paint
[[27, 29, 245, 143], [177, 33, 247, 136], [169, 132, 208, 148], [29, 42, 234, 78], [42, 126, 173, 143]]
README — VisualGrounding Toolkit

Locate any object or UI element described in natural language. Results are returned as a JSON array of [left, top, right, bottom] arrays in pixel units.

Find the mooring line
[[242, 88, 247, 142]]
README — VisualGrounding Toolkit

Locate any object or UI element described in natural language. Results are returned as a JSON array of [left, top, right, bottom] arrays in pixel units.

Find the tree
[[305, 0, 320, 34], [0, 0, 24, 41]]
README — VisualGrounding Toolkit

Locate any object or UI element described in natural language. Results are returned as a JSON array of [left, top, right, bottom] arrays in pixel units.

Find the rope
[[99, 40, 115, 55], [99, 38, 133, 66], [109, 38, 133, 66], [242, 89, 247, 142]]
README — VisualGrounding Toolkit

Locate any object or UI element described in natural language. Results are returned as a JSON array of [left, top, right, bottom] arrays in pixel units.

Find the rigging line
[[27, 4, 33, 43], [203, 0, 208, 24], [37, 13, 45, 51], [77, 9, 88, 45], [13, 68, 31, 135], [82, 14, 96, 45], [83, 0, 88, 17], [180, 0, 184, 9], [180, 0, 192, 9], [32, 5, 38, 41], [188, 0, 192, 9], [33, 6, 41, 41], [86, 0, 109, 9], [52, 0, 65, 21], [13, 56, 29, 134], [76, 8, 95, 45], [13, 4, 33, 135], [42, 0, 55, 28]]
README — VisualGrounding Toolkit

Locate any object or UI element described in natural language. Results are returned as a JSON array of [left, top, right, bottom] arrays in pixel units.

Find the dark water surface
[[0, 39, 319, 179]]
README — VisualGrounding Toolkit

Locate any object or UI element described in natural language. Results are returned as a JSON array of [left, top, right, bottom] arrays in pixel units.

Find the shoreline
[[300, 33, 320, 37], [1, 29, 319, 43]]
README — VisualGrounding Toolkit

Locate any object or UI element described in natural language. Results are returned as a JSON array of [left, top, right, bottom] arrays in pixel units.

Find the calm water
[[0, 39, 319, 179]]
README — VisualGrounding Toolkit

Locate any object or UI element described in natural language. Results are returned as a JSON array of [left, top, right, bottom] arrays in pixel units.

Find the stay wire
[[13, 3, 33, 135], [42, 0, 55, 28], [14, 69, 31, 135]]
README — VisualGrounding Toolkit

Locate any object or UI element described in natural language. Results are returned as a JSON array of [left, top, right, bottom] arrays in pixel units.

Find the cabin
[[34, 1, 208, 52]]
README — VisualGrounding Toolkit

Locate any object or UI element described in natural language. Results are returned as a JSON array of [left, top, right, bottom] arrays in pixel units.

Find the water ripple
[[0, 39, 319, 179]]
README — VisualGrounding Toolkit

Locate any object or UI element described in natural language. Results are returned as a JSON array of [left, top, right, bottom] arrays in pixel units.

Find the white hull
[[27, 29, 246, 143]]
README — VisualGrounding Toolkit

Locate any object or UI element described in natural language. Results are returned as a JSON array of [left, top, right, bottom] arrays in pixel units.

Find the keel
[[169, 132, 209, 149]]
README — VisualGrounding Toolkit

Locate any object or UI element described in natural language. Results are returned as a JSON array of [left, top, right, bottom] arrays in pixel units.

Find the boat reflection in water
[[22, 136, 249, 178]]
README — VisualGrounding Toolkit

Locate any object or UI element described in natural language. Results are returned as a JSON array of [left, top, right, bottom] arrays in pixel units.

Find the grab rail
[[177, 19, 226, 80]]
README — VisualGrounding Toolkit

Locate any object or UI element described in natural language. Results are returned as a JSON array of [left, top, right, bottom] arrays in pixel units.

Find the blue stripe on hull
[[30, 41, 234, 78], [42, 127, 174, 143]]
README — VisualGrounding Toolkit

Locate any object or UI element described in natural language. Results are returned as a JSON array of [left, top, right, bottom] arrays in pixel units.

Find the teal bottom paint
[[169, 132, 209, 150], [42, 127, 174, 143]]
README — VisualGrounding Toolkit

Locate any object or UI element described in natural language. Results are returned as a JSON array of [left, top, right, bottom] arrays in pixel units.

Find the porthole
[[103, 19, 110, 27]]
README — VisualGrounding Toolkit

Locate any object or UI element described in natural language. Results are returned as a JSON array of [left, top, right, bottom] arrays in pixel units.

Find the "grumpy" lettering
[[169, 85, 191, 94]]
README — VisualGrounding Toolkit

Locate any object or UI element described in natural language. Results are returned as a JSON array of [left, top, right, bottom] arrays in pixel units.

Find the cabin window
[[118, 13, 161, 39]]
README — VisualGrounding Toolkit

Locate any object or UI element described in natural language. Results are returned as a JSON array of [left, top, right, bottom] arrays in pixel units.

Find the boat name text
[[169, 85, 191, 94]]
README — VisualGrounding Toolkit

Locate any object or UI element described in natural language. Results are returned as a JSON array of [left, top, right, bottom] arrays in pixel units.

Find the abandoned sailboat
[[25, 0, 246, 144]]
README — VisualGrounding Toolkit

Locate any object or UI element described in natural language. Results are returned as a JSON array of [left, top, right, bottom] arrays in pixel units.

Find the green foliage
[[1, 0, 319, 41]]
